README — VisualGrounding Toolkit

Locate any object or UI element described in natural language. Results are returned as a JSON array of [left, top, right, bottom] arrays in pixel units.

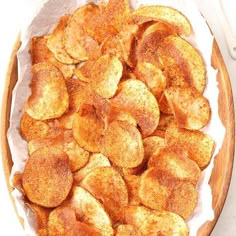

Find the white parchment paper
[[7, 0, 225, 235]]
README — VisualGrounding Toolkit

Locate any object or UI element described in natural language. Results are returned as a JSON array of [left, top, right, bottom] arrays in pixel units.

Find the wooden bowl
[[1, 37, 235, 235]]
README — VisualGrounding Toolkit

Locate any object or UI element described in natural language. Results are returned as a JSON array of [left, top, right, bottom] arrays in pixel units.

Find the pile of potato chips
[[15, 0, 215, 235]]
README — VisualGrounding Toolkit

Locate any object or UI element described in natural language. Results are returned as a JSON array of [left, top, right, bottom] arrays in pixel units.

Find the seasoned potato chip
[[158, 36, 206, 93], [73, 153, 111, 183], [133, 6, 192, 36], [111, 79, 160, 137], [165, 86, 211, 130], [22, 146, 73, 207], [73, 104, 105, 152], [47, 15, 78, 64], [73, 222, 101, 236], [121, 206, 189, 235], [166, 123, 215, 168], [115, 224, 142, 236], [167, 182, 198, 219], [25, 63, 69, 120], [81, 166, 128, 222], [69, 186, 114, 236], [91, 54, 123, 98], [103, 120, 144, 168]]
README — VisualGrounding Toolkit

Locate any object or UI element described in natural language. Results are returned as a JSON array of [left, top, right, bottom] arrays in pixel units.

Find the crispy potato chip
[[73, 222, 101, 236], [121, 206, 189, 235], [157, 113, 174, 131], [167, 182, 198, 219], [73, 104, 105, 152], [47, 15, 79, 64], [148, 147, 201, 185], [69, 186, 114, 236], [158, 35, 206, 93], [25, 63, 69, 120], [20, 112, 50, 141], [132, 6, 192, 36], [73, 153, 111, 183], [139, 167, 170, 210], [166, 123, 215, 168], [158, 92, 173, 115], [165, 86, 211, 130], [30, 36, 75, 78], [81, 166, 128, 222], [22, 146, 73, 207], [115, 224, 142, 236], [91, 54, 123, 98], [103, 120, 144, 168], [111, 79, 160, 137], [135, 61, 167, 99]]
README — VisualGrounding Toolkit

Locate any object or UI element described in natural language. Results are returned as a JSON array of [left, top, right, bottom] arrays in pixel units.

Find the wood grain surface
[[1, 38, 235, 236]]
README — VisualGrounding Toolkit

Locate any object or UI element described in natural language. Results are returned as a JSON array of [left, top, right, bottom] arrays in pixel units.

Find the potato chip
[[81, 166, 128, 222], [111, 79, 160, 137], [22, 146, 73, 207], [148, 147, 201, 185], [132, 6, 192, 36], [165, 86, 211, 130], [115, 224, 142, 236], [158, 92, 173, 115], [157, 113, 174, 131], [25, 63, 69, 120], [91, 54, 123, 98], [73, 222, 101, 236], [121, 206, 189, 235], [103, 120, 144, 168], [158, 35, 206, 93], [73, 153, 111, 183], [69, 186, 114, 236], [167, 182, 198, 219], [73, 104, 105, 152], [166, 123, 215, 168], [47, 15, 79, 64]]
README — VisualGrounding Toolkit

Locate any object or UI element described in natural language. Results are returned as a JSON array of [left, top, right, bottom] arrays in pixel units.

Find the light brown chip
[[165, 86, 211, 130], [132, 6, 192, 36], [138, 167, 170, 210], [167, 182, 198, 219], [30, 36, 75, 78], [20, 112, 50, 142], [73, 153, 111, 183], [115, 224, 142, 236], [103, 120, 144, 168], [25, 63, 69, 120], [158, 35, 206, 93], [73, 104, 105, 152], [121, 206, 189, 235], [111, 79, 160, 137], [165, 123, 215, 169], [69, 186, 114, 236], [148, 147, 201, 185], [81, 166, 128, 222], [46, 15, 79, 64], [91, 54, 123, 98], [123, 175, 141, 206], [22, 146, 73, 208], [135, 62, 167, 99]]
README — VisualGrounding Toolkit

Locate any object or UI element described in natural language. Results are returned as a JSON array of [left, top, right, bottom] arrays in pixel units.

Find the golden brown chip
[[111, 79, 160, 137], [121, 206, 189, 235], [47, 15, 79, 64], [73, 153, 111, 183], [25, 63, 69, 120], [80, 166, 128, 222], [158, 35, 206, 93], [103, 120, 144, 168], [73, 104, 105, 152], [69, 186, 114, 236], [91, 54, 123, 98], [20, 112, 50, 141], [22, 146, 73, 207], [148, 147, 201, 185], [132, 6, 192, 36], [73, 222, 101, 236], [165, 86, 211, 130], [115, 224, 142, 236], [165, 123, 215, 169], [167, 182, 198, 219]]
